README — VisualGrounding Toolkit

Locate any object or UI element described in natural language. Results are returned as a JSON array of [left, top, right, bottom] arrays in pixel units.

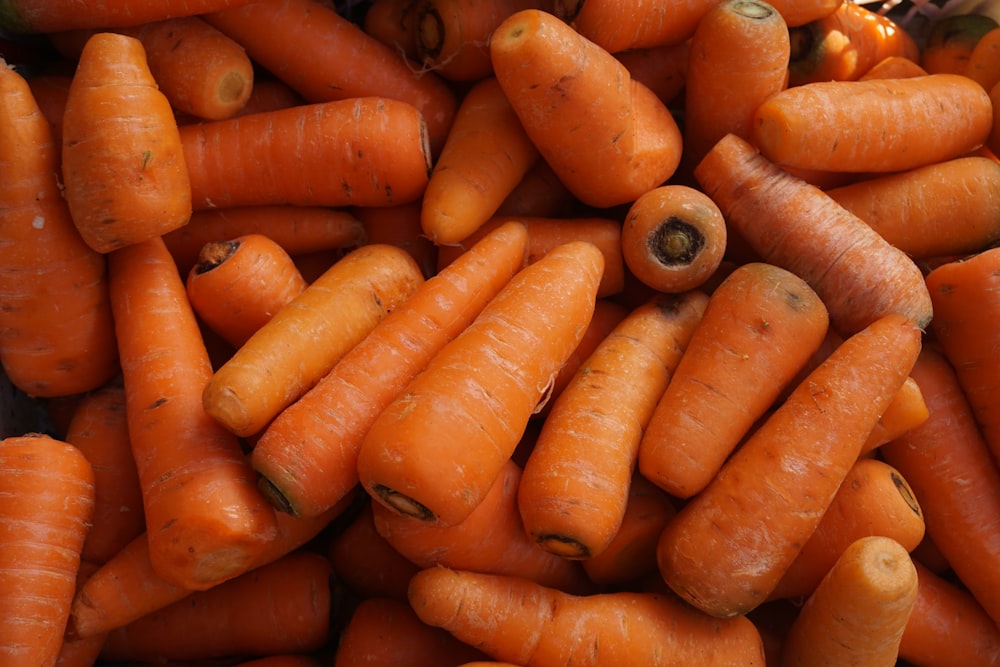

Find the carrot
[[910, 531, 950, 575], [61, 32, 192, 253], [186, 233, 308, 349], [230, 76, 301, 117], [779, 535, 918, 667], [25, 71, 70, 148], [921, 13, 998, 74], [0, 0, 258, 33], [657, 313, 922, 618], [363, 0, 422, 61], [826, 155, 1000, 260], [408, 566, 767, 666], [54, 561, 106, 667], [518, 291, 708, 559], [991, 80, 1000, 156], [787, 0, 919, 86], [0, 58, 118, 397], [857, 54, 929, 79], [750, 74, 995, 174], [879, 345, 1000, 627], [552, 0, 717, 52], [355, 202, 438, 279], [768, 457, 925, 602], [639, 262, 830, 499], [178, 97, 431, 210], [98, 550, 333, 663], [492, 157, 576, 219], [965, 26, 1000, 91], [357, 240, 605, 527], [203, 242, 424, 438], [693, 133, 933, 337], [108, 236, 278, 590], [861, 375, 929, 453], [202, 0, 457, 154], [420, 76, 539, 245], [615, 40, 690, 107], [620, 184, 728, 293], [489, 9, 683, 209], [251, 222, 526, 517]]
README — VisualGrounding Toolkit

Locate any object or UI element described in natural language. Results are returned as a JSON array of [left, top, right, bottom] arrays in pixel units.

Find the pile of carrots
[[1, 0, 1000, 665]]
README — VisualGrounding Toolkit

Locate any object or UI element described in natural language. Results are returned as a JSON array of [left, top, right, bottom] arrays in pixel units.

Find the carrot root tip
[[370, 484, 436, 521]]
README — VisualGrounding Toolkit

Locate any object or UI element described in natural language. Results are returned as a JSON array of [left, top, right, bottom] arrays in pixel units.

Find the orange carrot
[[186, 233, 308, 349], [615, 40, 690, 107], [357, 240, 605, 527], [490, 9, 683, 209], [553, 0, 719, 52], [54, 560, 106, 667], [990, 80, 1000, 156], [861, 375, 929, 453], [921, 13, 998, 74], [25, 71, 70, 148], [363, 0, 422, 60], [355, 201, 438, 279], [0, 58, 118, 397], [61, 32, 192, 253], [694, 133, 933, 337], [750, 73, 995, 174], [203, 243, 424, 438], [620, 184, 728, 293], [857, 54, 929, 79], [108, 236, 278, 590], [420, 76, 539, 245], [910, 531, 951, 575], [639, 262, 830, 499], [779, 535, 918, 667], [492, 157, 576, 219], [965, 26, 1000, 91], [657, 313, 922, 618], [178, 97, 431, 210], [408, 566, 767, 666], [518, 291, 708, 559], [0, 0, 258, 33], [251, 222, 526, 517], [230, 76, 301, 117]]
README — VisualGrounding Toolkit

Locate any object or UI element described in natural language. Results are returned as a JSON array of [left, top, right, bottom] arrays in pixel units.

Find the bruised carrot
[[615, 40, 689, 107], [408, 566, 767, 666], [694, 133, 933, 337], [921, 13, 998, 74], [363, 0, 421, 60], [354, 202, 438, 279], [0, 0, 258, 33], [518, 292, 708, 560], [203, 243, 423, 438], [61, 32, 192, 253], [861, 375, 929, 453], [358, 240, 605, 527], [640, 262, 830, 499]]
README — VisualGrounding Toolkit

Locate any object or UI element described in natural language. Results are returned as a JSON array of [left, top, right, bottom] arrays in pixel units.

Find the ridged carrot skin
[[0, 0, 258, 33]]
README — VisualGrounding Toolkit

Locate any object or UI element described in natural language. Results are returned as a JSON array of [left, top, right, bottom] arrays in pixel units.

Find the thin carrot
[[490, 8, 683, 209], [518, 291, 708, 560], [639, 262, 830, 499], [965, 26, 1000, 91], [0, 0, 259, 33], [657, 313, 922, 618], [178, 97, 431, 210], [354, 202, 438, 279], [61, 32, 192, 253], [0, 433, 94, 667], [420, 75, 539, 245], [186, 233, 308, 349], [615, 40, 690, 107], [108, 236, 278, 590], [408, 566, 767, 666], [363, 0, 422, 61], [251, 222, 526, 518], [0, 58, 118, 398], [694, 132, 933, 337], [857, 54, 928, 79], [920, 13, 998, 74], [750, 74, 995, 174], [357, 240, 605, 527], [779, 535, 918, 667], [203, 243, 424, 438], [861, 375, 929, 453]]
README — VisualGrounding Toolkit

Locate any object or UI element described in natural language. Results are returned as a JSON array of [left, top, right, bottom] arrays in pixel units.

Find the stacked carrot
[[1, 0, 1000, 665]]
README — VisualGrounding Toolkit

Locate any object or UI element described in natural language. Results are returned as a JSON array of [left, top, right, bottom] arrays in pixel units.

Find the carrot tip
[[371, 484, 436, 521], [257, 474, 296, 516]]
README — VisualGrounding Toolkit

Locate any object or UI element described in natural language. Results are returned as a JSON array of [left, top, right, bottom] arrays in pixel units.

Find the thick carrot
[[0, 58, 118, 398], [0, 433, 94, 667], [420, 76, 539, 245], [178, 97, 431, 210], [779, 535, 918, 667], [639, 262, 830, 499], [620, 184, 728, 294], [750, 73, 995, 174], [363, 0, 422, 60], [615, 40, 690, 107], [202, 0, 457, 153], [518, 291, 708, 559], [251, 222, 527, 517], [186, 233, 308, 349], [921, 13, 998, 74], [408, 566, 767, 666], [657, 313, 922, 618], [0, 0, 257, 33], [490, 9, 683, 209], [108, 236, 278, 590], [693, 133, 933, 337], [355, 201, 438, 279], [61, 32, 192, 253], [357, 240, 605, 527], [965, 26, 1000, 91], [203, 243, 424, 438]]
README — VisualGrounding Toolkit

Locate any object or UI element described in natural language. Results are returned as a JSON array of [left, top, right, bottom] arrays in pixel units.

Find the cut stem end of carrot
[[649, 218, 705, 267], [534, 534, 591, 559], [257, 474, 296, 516], [371, 484, 436, 522]]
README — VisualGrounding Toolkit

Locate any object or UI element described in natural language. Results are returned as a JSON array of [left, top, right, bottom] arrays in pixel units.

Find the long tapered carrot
[[251, 222, 527, 518], [694, 132, 933, 337], [0, 0, 258, 33], [357, 240, 605, 527], [108, 236, 278, 590], [657, 313, 922, 618], [518, 291, 708, 560], [408, 566, 767, 666]]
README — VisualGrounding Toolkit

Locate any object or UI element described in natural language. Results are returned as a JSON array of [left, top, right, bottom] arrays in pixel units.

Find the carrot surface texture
[[61, 32, 192, 253], [408, 566, 767, 666], [920, 13, 998, 74], [489, 8, 683, 209], [357, 240, 605, 527], [0, 0, 258, 33]]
